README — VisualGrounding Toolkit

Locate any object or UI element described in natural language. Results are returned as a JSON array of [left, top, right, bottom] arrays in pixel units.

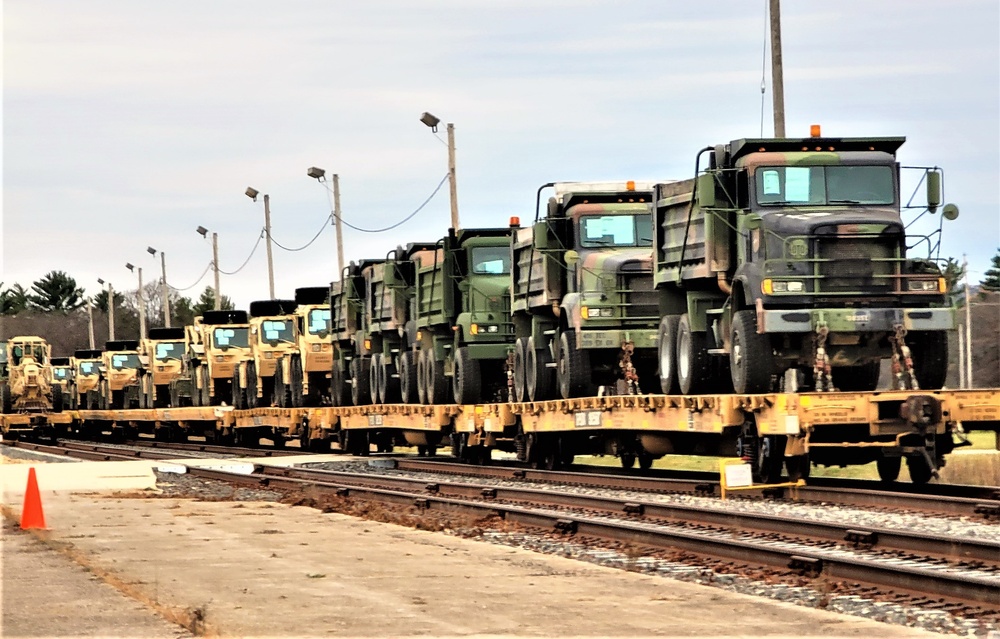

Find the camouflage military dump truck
[[173, 310, 252, 407], [358, 253, 422, 406], [329, 263, 370, 406], [406, 227, 515, 405], [273, 287, 332, 408], [653, 132, 957, 397], [0, 336, 63, 413], [511, 182, 659, 401], [138, 327, 186, 408], [69, 349, 103, 409], [233, 300, 298, 409], [98, 340, 142, 409]]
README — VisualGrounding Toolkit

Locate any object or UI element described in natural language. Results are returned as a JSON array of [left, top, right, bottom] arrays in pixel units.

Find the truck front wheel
[[526, 336, 554, 402], [677, 314, 713, 394], [730, 310, 775, 394], [513, 338, 528, 402], [557, 330, 591, 399], [350, 357, 371, 406], [453, 347, 481, 405], [907, 331, 948, 390], [399, 352, 418, 404]]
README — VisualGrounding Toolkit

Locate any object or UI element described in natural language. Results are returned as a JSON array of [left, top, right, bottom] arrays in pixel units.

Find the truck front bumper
[[578, 329, 657, 350], [760, 307, 956, 333]]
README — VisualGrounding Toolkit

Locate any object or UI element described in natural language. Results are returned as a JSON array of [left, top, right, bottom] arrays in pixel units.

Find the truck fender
[[560, 293, 583, 333]]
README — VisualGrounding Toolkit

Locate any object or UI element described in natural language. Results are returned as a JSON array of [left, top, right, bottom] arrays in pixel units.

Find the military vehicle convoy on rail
[[0, 336, 63, 413]]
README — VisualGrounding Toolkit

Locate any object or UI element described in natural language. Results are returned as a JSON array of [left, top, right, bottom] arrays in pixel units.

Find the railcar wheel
[[657, 315, 681, 395], [557, 330, 592, 399], [290, 356, 305, 408], [399, 351, 418, 404], [730, 310, 775, 394], [513, 338, 528, 402], [784, 454, 811, 481], [350, 357, 371, 406], [677, 314, 714, 395], [453, 347, 481, 405], [637, 451, 654, 471], [525, 336, 554, 402], [876, 455, 901, 482], [831, 362, 880, 392], [370, 354, 383, 404], [906, 455, 934, 485], [620, 451, 636, 469]]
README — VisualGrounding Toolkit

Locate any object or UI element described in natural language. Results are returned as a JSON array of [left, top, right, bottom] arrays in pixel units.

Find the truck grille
[[817, 238, 896, 294], [620, 273, 658, 321]]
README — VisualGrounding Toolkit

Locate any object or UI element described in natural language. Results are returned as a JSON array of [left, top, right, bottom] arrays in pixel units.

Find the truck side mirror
[[942, 203, 959, 220], [926, 170, 942, 213], [743, 215, 762, 231], [564, 250, 580, 266]]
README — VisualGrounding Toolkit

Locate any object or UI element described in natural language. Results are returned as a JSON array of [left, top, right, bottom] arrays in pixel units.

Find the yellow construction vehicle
[[1, 336, 63, 413]]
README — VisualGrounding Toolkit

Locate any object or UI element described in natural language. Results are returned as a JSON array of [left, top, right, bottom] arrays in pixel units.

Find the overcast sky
[[4, 0, 998, 309]]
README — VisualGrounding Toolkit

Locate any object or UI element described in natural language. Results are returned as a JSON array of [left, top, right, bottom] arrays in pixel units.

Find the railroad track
[[182, 461, 1000, 611], [395, 459, 1000, 519], [0, 439, 299, 461]]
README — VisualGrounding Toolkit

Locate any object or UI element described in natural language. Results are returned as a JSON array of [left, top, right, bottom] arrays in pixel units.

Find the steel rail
[[182, 463, 1000, 607], [395, 459, 1000, 518]]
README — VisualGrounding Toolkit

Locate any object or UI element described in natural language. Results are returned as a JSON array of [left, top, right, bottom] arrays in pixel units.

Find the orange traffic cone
[[20, 467, 47, 530]]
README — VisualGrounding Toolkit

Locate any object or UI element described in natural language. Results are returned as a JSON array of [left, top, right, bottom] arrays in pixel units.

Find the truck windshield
[[78, 361, 100, 375], [53, 367, 71, 380], [471, 247, 511, 275], [755, 165, 894, 206], [579, 214, 653, 248], [110, 353, 141, 370], [260, 320, 295, 344], [154, 341, 185, 361], [213, 327, 249, 349], [307, 309, 332, 335]]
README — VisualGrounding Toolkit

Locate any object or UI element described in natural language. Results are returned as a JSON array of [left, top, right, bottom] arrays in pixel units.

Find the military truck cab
[[512, 181, 659, 401], [70, 349, 104, 410], [654, 131, 957, 395], [330, 262, 372, 407], [273, 287, 333, 408], [236, 300, 298, 408], [99, 340, 142, 409], [138, 327, 186, 408]]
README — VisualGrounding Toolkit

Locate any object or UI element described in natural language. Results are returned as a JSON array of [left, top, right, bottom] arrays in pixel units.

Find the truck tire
[[526, 336, 554, 402], [832, 362, 881, 392], [425, 352, 448, 404], [416, 350, 429, 404], [370, 354, 383, 404], [907, 331, 948, 390], [111, 389, 124, 410], [513, 338, 528, 402], [730, 310, 775, 394], [1, 384, 12, 414], [247, 361, 259, 408], [52, 385, 64, 413], [453, 347, 481, 404], [332, 363, 350, 407], [274, 363, 289, 408], [200, 367, 212, 406], [399, 351, 418, 404], [557, 330, 591, 399], [677, 314, 713, 394], [380, 354, 401, 404], [290, 356, 305, 407], [231, 370, 244, 409], [350, 357, 371, 406], [657, 315, 681, 395]]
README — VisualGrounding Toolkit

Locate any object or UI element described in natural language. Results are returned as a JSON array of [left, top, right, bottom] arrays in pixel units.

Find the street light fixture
[[126, 262, 146, 340], [307, 166, 345, 277], [147, 246, 171, 327], [97, 278, 115, 341], [246, 186, 276, 299], [419, 111, 459, 230], [197, 226, 222, 310]]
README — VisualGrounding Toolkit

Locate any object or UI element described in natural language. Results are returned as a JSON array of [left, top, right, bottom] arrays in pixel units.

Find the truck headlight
[[763, 279, 804, 294], [581, 306, 614, 319], [216, 355, 225, 362], [311, 344, 322, 352], [264, 352, 274, 359], [908, 279, 942, 292]]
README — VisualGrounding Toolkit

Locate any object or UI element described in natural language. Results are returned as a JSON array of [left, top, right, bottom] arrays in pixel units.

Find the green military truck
[[653, 133, 957, 397], [329, 263, 371, 406], [358, 252, 423, 406], [405, 227, 515, 405], [511, 181, 660, 401]]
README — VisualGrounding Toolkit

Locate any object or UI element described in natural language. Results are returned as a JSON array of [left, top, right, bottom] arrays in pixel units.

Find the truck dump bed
[[654, 178, 731, 285]]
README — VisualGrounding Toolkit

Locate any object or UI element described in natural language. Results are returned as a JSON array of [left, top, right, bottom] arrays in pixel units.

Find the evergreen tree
[[192, 286, 235, 316], [0, 283, 30, 315], [982, 248, 1000, 291], [28, 271, 85, 312]]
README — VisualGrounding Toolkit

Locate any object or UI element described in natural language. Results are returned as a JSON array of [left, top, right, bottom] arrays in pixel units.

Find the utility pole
[[332, 174, 345, 277], [446, 123, 460, 230], [108, 283, 116, 341], [160, 251, 171, 328], [769, 0, 786, 138], [137, 267, 146, 340], [263, 193, 276, 299], [957, 327, 966, 389], [963, 254, 973, 388], [87, 299, 96, 349], [212, 232, 221, 310]]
